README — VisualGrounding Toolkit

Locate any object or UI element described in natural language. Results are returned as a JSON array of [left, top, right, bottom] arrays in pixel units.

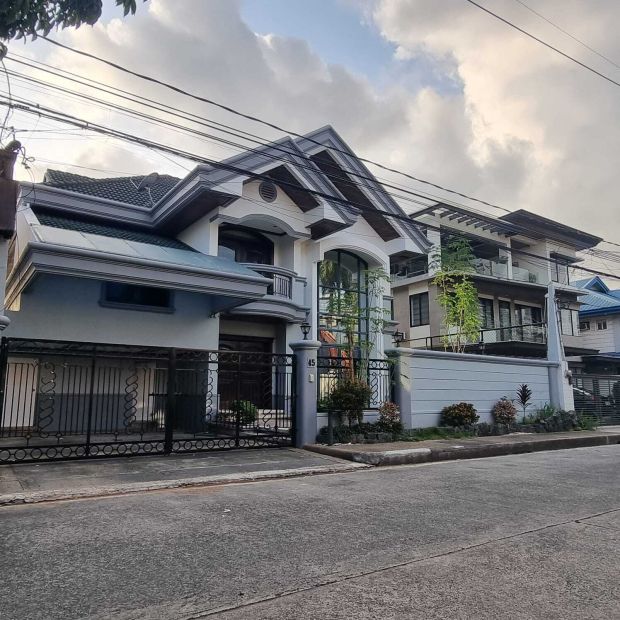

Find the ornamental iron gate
[[0, 338, 295, 463], [316, 356, 394, 411]]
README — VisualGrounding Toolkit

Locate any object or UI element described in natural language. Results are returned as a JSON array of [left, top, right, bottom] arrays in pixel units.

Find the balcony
[[472, 258, 537, 284], [228, 264, 308, 322]]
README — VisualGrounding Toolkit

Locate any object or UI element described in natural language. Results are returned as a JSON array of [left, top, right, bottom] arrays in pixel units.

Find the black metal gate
[[573, 374, 620, 425], [0, 338, 296, 463]]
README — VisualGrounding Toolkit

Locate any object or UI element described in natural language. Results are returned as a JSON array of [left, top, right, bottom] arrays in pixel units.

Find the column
[[386, 347, 413, 429], [290, 340, 321, 447]]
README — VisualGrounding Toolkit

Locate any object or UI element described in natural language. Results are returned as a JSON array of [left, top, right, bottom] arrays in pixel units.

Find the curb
[[305, 433, 620, 467], [0, 462, 370, 507]]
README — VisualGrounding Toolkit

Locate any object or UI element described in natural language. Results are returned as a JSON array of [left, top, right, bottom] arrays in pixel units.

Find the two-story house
[[390, 203, 602, 357], [571, 277, 620, 374], [2, 126, 429, 414]]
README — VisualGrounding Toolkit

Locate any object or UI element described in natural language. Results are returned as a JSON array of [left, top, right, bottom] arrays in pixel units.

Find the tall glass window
[[318, 250, 368, 355]]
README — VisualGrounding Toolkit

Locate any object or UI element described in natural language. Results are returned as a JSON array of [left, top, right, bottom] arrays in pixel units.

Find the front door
[[218, 337, 274, 410]]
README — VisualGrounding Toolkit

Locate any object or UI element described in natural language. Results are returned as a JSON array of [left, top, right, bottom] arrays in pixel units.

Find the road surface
[[1, 445, 619, 619]]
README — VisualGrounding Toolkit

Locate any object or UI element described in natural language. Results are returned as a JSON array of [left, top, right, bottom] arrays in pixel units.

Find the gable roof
[[43, 169, 181, 208], [29, 127, 430, 251], [575, 276, 620, 317]]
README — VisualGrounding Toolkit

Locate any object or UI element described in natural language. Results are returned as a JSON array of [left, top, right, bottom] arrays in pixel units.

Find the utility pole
[[0, 140, 21, 330]]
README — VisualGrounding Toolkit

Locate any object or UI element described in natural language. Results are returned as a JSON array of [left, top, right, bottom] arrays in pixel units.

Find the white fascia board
[[384, 237, 428, 257], [6, 242, 271, 307], [22, 184, 152, 226]]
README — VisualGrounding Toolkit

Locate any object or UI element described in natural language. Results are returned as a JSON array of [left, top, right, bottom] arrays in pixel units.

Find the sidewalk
[[306, 427, 620, 466], [0, 448, 368, 506]]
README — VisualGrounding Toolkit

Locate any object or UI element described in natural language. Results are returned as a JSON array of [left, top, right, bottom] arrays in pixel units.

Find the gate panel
[[573, 374, 620, 425], [0, 338, 296, 463]]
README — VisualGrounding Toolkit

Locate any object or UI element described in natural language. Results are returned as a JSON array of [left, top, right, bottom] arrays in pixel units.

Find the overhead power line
[[464, 0, 620, 88], [511, 0, 620, 71], [40, 36, 514, 214], [3, 95, 619, 282]]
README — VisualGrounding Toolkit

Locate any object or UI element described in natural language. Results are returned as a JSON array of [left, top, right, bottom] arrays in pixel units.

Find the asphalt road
[[1, 445, 619, 619]]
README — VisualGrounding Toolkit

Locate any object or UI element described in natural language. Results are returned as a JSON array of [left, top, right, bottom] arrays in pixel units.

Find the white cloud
[[7, 0, 620, 247]]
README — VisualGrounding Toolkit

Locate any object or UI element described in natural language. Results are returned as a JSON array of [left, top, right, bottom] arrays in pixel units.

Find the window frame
[[100, 282, 175, 314], [597, 320, 608, 331], [317, 249, 369, 353], [409, 292, 430, 327], [479, 297, 495, 330]]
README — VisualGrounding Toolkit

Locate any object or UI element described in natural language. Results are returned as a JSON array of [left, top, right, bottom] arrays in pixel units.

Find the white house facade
[[5, 126, 429, 357]]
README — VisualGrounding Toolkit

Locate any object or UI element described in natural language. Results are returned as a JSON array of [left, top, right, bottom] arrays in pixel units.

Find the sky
[[1, 0, 619, 272]]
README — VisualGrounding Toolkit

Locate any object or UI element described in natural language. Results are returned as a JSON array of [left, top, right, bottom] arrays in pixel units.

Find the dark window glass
[[103, 283, 172, 310], [410, 292, 430, 327], [317, 250, 368, 353], [479, 298, 495, 329], [217, 226, 274, 265]]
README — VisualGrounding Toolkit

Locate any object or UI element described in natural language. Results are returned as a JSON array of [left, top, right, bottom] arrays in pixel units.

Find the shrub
[[491, 398, 517, 425], [577, 414, 599, 431], [376, 401, 403, 434], [228, 400, 258, 425], [328, 379, 372, 426], [440, 402, 479, 427]]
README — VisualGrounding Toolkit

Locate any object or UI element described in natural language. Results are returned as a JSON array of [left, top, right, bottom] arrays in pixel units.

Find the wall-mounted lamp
[[393, 330, 405, 347]]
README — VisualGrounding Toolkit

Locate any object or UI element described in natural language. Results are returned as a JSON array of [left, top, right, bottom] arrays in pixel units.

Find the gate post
[[386, 348, 413, 429], [290, 340, 320, 448], [164, 348, 177, 454]]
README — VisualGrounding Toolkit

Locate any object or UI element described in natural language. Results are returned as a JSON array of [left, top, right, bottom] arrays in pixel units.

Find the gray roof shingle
[[34, 210, 193, 251], [42, 169, 181, 208]]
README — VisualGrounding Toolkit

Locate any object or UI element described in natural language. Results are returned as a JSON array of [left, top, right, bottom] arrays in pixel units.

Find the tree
[[0, 1, 146, 41], [432, 236, 481, 353]]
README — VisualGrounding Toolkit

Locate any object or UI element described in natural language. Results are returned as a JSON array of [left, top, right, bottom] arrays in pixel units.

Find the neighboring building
[[572, 276, 620, 374], [5, 126, 429, 359], [390, 204, 602, 357]]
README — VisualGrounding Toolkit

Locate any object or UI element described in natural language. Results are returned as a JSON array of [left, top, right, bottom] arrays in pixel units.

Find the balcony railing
[[243, 264, 293, 299], [472, 259, 537, 283], [406, 322, 547, 351]]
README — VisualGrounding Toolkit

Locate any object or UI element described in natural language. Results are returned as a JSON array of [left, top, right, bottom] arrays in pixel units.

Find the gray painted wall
[[402, 349, 553, 427], [5, 274, 219, 350]]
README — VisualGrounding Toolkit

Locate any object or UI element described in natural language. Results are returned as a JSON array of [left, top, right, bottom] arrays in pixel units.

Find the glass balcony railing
[[472, 259, 538, 284]]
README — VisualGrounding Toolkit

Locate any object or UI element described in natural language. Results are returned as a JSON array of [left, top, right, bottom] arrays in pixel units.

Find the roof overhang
[[410, 203, 518, 237], [7, 241, 271, 314], [500, 209, 603, 250]]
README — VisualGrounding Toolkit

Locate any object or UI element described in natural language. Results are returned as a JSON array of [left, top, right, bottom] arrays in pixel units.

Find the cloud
[[8, 0, 619, 247]]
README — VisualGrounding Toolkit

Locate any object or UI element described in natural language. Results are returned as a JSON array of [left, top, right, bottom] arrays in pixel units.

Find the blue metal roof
[[575, 278, 620, 317]]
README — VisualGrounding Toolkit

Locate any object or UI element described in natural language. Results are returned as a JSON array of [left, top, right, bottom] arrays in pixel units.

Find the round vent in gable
[[259, 180, 277, 202]]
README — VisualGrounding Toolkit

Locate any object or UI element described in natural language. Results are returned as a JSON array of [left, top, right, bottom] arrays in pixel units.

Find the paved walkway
[[0, 448, 367, 505], [307, 428, 620, 465]]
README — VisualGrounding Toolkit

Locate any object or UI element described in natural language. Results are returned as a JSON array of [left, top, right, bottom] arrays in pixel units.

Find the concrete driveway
[[1, 445, 619, 619]]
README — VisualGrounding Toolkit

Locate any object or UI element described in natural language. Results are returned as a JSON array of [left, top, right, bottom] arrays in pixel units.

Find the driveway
[[1, 445, 618, 619]]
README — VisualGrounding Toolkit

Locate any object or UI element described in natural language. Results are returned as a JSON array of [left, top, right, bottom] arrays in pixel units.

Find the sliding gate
[[0, 338, 295, 463]]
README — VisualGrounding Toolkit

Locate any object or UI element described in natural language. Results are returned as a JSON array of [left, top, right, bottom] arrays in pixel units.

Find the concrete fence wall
[[389, 348, 558, 429]]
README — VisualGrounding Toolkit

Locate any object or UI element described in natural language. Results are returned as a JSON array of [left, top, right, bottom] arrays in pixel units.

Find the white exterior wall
[[4, 274, 219, 350], [400, 349, 553, 428], [578, 315, 618, 353]]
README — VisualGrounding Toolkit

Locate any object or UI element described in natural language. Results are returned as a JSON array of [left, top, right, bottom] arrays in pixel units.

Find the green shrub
[[491, 398, 517, 425], [327, 379, 372, 426], [376, 401, 403, 434], [440, 402, 479, 427], [228, 400, 258, 425], [577, 414, 599, 431]]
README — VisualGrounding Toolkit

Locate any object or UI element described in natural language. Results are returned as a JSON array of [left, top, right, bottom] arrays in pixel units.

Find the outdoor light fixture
[[393, 330, 405, 347], [300, 321, 311, 340]]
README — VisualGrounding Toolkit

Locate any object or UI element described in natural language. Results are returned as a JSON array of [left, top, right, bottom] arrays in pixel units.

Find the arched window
[[217, 226, 274, 265], [318, 250, 368, 355]]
